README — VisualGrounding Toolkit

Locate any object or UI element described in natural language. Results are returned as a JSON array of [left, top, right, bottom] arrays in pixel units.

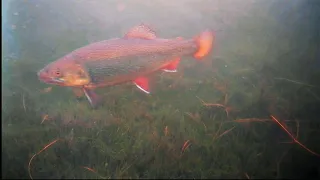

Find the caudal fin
[[193, 30, 214, 59]]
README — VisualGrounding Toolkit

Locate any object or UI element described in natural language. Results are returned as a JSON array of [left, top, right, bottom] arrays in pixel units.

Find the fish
[[37, 24, 214, 108]]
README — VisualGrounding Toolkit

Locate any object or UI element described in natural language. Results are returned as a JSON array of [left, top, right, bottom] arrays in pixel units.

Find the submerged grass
[[3, 57, 320, 178], [3, 0, 320, 179]]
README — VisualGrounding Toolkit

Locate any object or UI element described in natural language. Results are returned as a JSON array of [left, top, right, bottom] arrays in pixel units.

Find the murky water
[[2, 0, 320, 179]]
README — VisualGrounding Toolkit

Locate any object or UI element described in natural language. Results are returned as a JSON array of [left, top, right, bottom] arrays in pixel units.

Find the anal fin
[[83, 88, 102, 108], [162, 57, 180, 73], [134, 77, 150, 94]]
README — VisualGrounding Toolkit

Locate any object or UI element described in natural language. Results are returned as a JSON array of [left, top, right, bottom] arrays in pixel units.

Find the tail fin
[[193, 30, 214, 59]]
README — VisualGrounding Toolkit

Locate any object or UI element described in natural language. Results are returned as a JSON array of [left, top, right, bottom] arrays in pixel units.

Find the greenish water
[[2, 0, 320, 179]]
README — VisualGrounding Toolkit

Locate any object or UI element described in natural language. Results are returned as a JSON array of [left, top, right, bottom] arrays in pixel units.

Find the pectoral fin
[[83, 88, 102, 108], [134, 77, 150, 94]]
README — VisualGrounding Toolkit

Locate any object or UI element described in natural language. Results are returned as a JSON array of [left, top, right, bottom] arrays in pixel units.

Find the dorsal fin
[[124, 24, 157, 40]]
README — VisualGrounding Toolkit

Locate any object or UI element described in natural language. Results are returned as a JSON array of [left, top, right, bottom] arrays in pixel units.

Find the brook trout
[[38, 24, 214, 108]]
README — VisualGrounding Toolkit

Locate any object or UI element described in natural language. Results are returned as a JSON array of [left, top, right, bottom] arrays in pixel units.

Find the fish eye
[[55, 69, 61, 76]]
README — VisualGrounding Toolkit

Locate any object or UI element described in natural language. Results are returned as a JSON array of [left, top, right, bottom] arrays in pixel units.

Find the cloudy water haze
[[2, 0, 320, 179]]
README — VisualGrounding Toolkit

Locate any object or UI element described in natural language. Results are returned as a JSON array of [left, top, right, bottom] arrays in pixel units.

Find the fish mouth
[[37, 70, 64, 85]]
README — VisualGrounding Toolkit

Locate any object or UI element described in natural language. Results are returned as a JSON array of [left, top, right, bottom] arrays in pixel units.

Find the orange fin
[[134, 77, 150, 94], [193, 30, 214, 59], [82, 88, 102, 109], [124, 24, 156, 40], [162, 57, 180, 72]]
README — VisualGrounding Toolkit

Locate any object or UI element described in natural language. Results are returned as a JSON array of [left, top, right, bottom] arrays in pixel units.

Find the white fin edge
[[84, 89, 93, 106], [134, 83, 150, 94], [163, 69, 177, 73]]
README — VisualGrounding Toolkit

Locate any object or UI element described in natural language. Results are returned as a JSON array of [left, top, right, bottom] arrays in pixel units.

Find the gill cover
[[62, 64, 91, 86]]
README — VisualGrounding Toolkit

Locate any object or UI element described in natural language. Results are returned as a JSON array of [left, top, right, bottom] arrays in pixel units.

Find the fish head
[[38, 58, 90, 87]]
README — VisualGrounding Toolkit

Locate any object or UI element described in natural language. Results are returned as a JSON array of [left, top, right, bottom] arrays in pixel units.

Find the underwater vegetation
[[2, 0, 320, 179]]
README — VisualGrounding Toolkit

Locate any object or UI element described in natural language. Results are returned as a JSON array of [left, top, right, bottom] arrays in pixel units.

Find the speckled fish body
[[68, 38, 197, 88], [38, 24, 214, 108]]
